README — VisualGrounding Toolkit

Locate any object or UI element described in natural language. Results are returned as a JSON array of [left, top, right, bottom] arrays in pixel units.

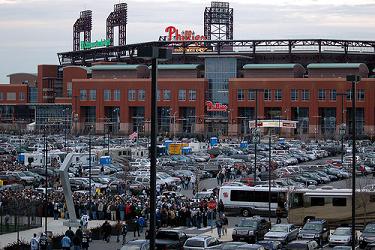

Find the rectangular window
[[330, 89, 337, 101], [67, 82, 72, 97], [6, 92, 16, 101], [128, 89, 136, 101], [237, 89, 244, 101], [264, 89, 271, 101], [275, 89, 282, 101], [19, 92, 25, 101], [332, 197, 347, 207], [318, 89, 325, 100], [0, 92, 3, 100], [114, 89, 120, 101], [302, 89, 310, 101], [310, 197, 325, 206], [346, 89, 352, 100], [89, 90, 96, 100], [357, 89, 365, 101], [231, 190, 252, 202], [163, 90, 171, 101], [189, 90, 196, 101], [178, 89, 186, 101], [248, 89, 255, 100], [138, 89, 145, 101], [80, 90, 87, 101], [104, 89, 111, 101], [291, 89, 298, 101], [157, 90, 160, 101]]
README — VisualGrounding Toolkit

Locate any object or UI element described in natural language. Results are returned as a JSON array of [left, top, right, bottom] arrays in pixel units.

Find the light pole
[[138, 46, 171, 250], [253, 89, 264, 183], [88, 125, 93, 217], [337, 93, 346, 164], [346, 74, 361, 250], [43, 125, 48, 238]]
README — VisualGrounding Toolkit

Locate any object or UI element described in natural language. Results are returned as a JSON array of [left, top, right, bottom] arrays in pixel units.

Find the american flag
[[129, 131, 138, 140]]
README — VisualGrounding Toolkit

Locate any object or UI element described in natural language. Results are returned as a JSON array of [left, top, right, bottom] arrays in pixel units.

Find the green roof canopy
[[307, 63, 364, 69], [149, 64, 201, 70], [90, 65, 142, 71], [243, 64, 299, 70]]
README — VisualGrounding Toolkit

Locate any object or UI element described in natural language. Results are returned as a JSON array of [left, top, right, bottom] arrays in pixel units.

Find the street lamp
[[346, 74, 361, 250], [138, 46, 172, 250], [253, 89, 264, 183], [337, 93, 346, 164]]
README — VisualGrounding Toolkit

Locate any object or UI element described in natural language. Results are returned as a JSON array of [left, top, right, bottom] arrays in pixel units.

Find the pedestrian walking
[[30, 233, 39, 250], [61, 234, 72, 250], [215, 218, 223, 238], [81, 233, 90, 250], [221, 214, 228, 235], [39, 233, 48, 250], [122, 222, 128, 245]]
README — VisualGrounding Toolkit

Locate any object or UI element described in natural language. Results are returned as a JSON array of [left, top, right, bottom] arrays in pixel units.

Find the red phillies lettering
[[206, 101, 228, 112]]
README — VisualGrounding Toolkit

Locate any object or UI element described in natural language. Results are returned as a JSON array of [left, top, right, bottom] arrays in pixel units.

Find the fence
[[0, 200, 43, 235]]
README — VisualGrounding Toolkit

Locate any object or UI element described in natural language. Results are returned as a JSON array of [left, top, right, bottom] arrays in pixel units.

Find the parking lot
[[0, 133, 374, 249]]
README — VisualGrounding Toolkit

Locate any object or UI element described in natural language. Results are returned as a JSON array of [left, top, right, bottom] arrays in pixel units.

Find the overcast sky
[[1, 0, 375, 83]]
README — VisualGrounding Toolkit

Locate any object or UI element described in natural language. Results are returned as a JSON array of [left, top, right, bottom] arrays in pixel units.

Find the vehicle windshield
[[302, 223, 322, 231], [184, 240, 204, 247], [155, 231, 179, 240], [18, 173, 26, 177], [364, 224, 375, 233], [270, 225, 289, 232], [122, 243, 145, 250], [333, 228, 351, 235], [239, 220, 258, 228]]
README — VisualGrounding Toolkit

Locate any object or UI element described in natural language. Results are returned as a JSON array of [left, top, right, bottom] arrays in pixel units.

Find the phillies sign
[[206, 101, 228, 112], [159, 26, 207, 41]]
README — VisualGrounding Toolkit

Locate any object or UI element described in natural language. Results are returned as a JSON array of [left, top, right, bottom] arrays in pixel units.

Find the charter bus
[[219, 185, 375, 227]]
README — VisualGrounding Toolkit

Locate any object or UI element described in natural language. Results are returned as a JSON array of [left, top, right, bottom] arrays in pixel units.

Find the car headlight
[[248, 231, 254, 235], [233, 229, 237, 235]]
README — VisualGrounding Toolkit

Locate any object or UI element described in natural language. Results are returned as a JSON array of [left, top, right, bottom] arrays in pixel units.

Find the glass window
[[114, 89, 120, 101], [157, 89, 160, 101], [80, 90, 87, 101], [346, 89, 352, 100], [0, 92, 3, 100], [358, 89, 365, 101], [248, 89, 255, 100], [237, 89, 244, 101], [67, 82, 72, 97], [163, 90, 171, 101], [291, 89, 298, 101], [318, 89, 325, 100], [104, 89, 111, 101], [302, 89, 310, 101], [264, 89, 271, 101], [19, 92, 25, 101], [89, 90, 96, 100], [330, 89, 337, 101], [332, 198, 347, 207], [311, 197, 325, 206], [6, 92, 16, 101], [128, 89, 136, 101], [275, 89, 282, 101], [138, 89, 145, 101], [178, 90, 186, 101], [189, 90, 196, 101]]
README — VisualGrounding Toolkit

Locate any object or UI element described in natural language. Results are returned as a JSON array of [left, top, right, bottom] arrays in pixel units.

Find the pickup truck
[[155, 229, 188, 250]]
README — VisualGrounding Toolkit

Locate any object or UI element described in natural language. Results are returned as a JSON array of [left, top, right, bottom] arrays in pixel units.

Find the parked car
[[121, 240, 149, 250], [183, 235, 221, 250], [155, 229, 188, 250], [257, 240, 282, 250], [232, 217, 271, 243], [329, 227, 355, 247], [359, 222, 375, 249], [298, 219, 330, 246], [264, 224, 299, 245], [237, 244, 266, 250], [209, 242, 247, 250], [285, 240, 318, 250]]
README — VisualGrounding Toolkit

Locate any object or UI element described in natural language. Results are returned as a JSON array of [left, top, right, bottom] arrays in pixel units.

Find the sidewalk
[[0, 218, 113, 249]]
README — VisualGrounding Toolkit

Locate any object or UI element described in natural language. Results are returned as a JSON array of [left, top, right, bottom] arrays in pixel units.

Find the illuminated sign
[[159, 26, 207, 42], [80, 39, 111, 50], [206, 101, 228, 112], [249, 120, 297, 129]]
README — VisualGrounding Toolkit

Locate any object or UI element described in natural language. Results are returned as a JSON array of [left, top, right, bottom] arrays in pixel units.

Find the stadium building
[[1, 2, 375, 139]]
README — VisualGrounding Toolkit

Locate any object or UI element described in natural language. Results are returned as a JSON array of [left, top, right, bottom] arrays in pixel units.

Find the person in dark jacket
[[81, 233, 90, 250], [72, 234, 82, 250], [101, 221, 112, 243]]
